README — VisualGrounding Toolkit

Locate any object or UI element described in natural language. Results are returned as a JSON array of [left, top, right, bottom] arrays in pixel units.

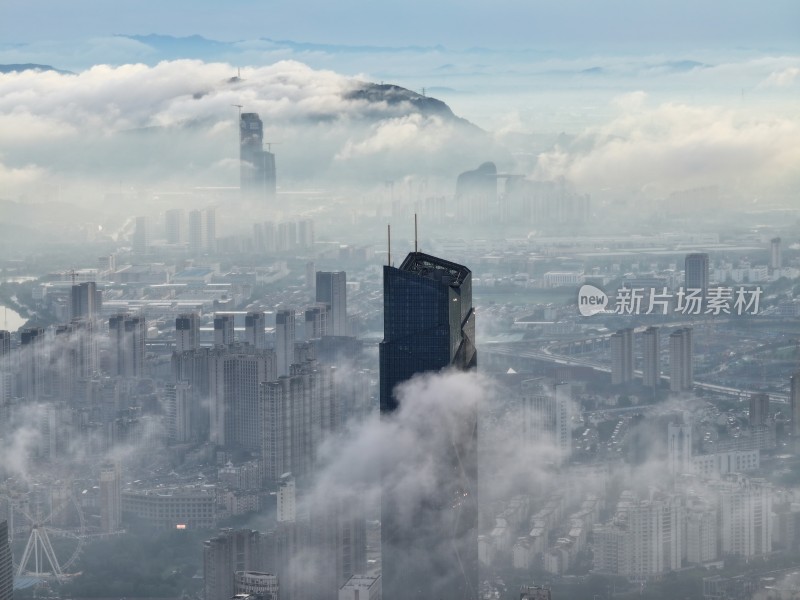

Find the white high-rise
[[593, 495, 684, 578], [714, 476, 771, 557], [521, 378, 572, 465], [208, 345, 277, 449]]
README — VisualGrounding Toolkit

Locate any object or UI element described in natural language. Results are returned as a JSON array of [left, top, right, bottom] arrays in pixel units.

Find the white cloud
[[759, 66, 800, 88], [534, 100, 800, 198]]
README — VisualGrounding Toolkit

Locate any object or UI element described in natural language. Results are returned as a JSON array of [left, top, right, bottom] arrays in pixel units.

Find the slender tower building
[[240, 113, 276, 204]]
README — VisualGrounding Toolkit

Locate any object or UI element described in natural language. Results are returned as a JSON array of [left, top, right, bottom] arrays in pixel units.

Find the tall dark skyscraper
[[379, 251, 478, 600], [685, 253, 709, 293], [240, 113, 276, 203]]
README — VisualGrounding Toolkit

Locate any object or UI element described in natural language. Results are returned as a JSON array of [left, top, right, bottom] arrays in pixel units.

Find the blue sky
[[3, 0, 799, 50]]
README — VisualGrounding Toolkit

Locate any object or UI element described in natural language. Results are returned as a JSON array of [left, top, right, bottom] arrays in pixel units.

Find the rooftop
[[399, 252, 470, 287]]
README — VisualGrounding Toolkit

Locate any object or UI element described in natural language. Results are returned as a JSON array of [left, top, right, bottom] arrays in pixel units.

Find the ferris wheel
[[3, 485, 86, 582]]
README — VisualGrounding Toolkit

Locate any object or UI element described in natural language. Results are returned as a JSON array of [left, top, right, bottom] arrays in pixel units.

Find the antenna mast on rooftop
[[414, 213, 418, 253]]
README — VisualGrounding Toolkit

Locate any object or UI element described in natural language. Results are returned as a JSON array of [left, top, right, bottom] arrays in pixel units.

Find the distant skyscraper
[[669, 328, 693, 392], [99, 462, 121, 533], [791, 373, 800, 442], [277, 222, 296, 253], [70, 281, 98, 320], [715, 477, 772, 557], [642, 326, 660, 389], [455, 161, 497, 224], [188, 210, 203, 255], [260, 360, 340, 486], [17, 327, 47, 400], [275, 309, 296, 377], [108, 314, 146, 378], [316, 271, 347, 336], [304, 305, 328, 340], [771, 237, 782, 271], [379, 251, 478, 600], [610, 328, 633, 385], [244, 312, 267, 349], [0, 331, 11, 403], [205, 208, 216, 254], [165, 208, 184, 245], [132, 216, 150, 255], [305, 262, 316, 291], [240, 113, 277, 203], [521, 379, 572, 465], [685, 253, 709, 293], [594, 495, 684, 578], [207, 345, 276, 449], [749, 393, 770, 426], [0, 520, 11, 600], [19, 327, 44, 399], [667, 422, 692, 475], [165, 382, 192, 443], [176, 313, 200, 353], [214, 314, 235, 347], [297, 219, 315, 249]]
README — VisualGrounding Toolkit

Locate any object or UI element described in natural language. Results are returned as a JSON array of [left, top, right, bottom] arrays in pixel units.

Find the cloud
[[533, 99, 800, 198], [0, 59, 498, 203], [759, 66, 800, 88]]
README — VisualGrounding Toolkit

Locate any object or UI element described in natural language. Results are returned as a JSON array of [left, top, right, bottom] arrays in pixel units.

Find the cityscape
[[1, 3, 800, 600]]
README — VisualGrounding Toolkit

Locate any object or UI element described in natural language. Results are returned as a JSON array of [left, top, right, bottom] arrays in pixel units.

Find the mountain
[[0, 63, 73, 75], [344, 83, 480, 129]]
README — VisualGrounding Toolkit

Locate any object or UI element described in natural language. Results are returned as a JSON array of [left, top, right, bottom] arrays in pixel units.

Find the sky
[[2, 0, 799, 50]]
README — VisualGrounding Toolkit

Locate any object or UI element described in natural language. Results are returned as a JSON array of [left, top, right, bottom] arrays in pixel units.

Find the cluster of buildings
[[610, 325, 693, 393], [594, 476, 772, 580]]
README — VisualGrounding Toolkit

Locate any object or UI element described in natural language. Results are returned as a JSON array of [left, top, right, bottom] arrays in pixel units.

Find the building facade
[[379, 251, 478, 600], [669, 328, 693, 392], [611, 328, 633, 385], [240, 113, 276, 203], [642, 326, 660, 389], [685, 253, 710, 293], [316, 272, 347, 336]]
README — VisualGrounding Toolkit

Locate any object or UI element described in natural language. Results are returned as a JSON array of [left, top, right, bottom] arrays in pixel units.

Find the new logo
[[577, 284, 608, 316]]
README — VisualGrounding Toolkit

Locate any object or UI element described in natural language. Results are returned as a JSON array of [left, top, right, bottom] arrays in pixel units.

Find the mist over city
[[0, 2, 799, 600]]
